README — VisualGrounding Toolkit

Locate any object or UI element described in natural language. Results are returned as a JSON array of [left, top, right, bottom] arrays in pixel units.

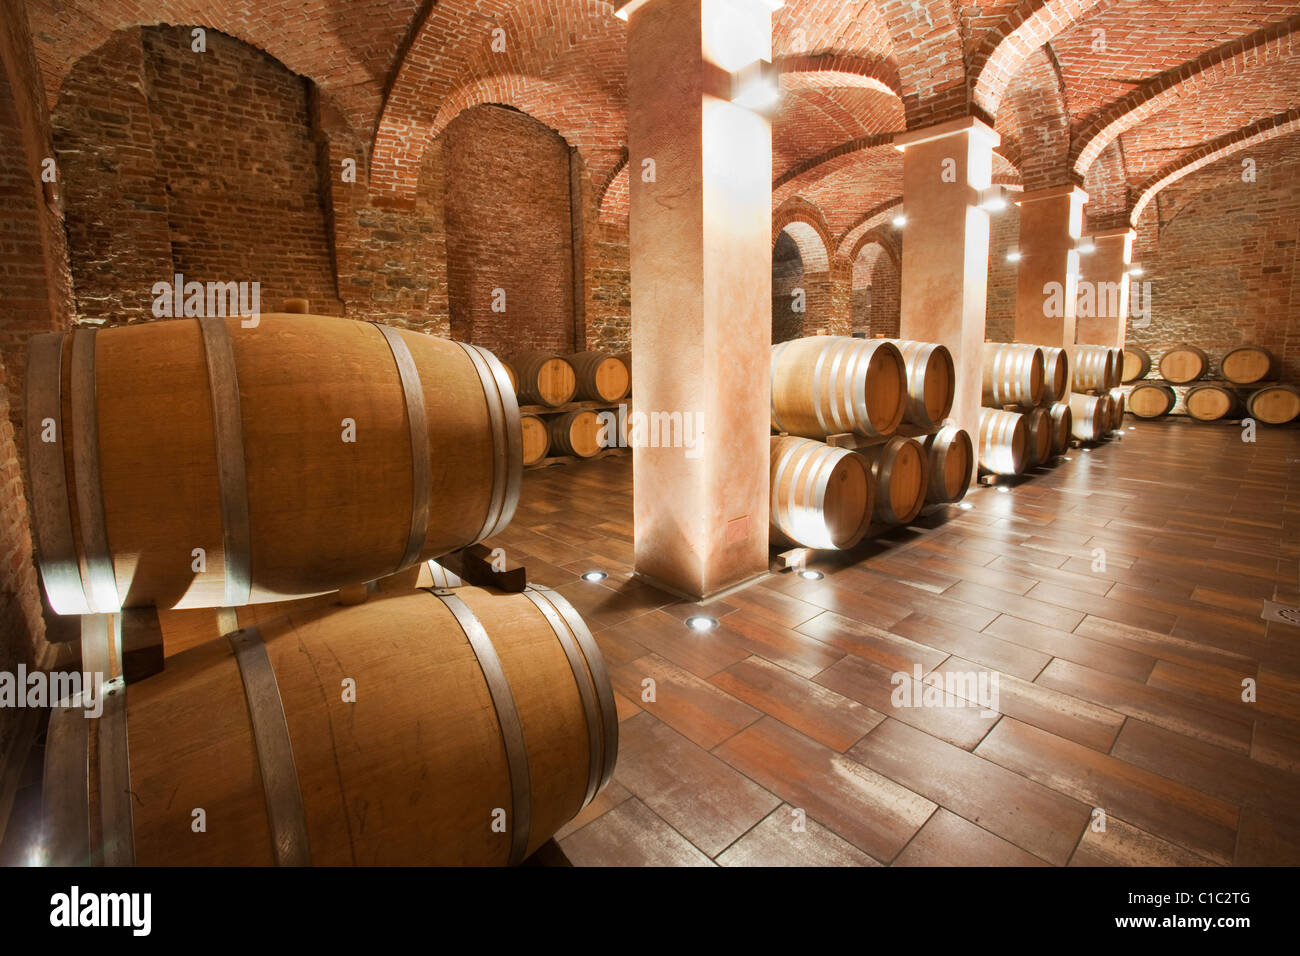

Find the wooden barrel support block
[[885, 340, 955, 429], [921, 426, 972, 505], [1220, 346, 1274, 385], [977, 408, 1027, 476], [1158, 345, 1209, 385], [1127, 383, 1177, 419], [857, 435, 928, 526], [1122, 347, 1151, 383], [42, 588, 618, 866], [982, 343, 1044, 407], [1247, 384, 1300, 425], [770, 337, 906, 439], [512, 351, 577, 407], [22, 315, 522, 614], [570, 351, 630, 403], [769, 436, 874, 550]]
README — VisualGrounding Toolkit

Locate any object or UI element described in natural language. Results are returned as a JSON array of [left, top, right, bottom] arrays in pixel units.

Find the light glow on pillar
[[892, 213, 907, 228], [1006, 249, 1022, 262]]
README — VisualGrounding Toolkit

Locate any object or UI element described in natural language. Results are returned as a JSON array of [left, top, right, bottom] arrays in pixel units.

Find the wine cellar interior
[[0, 0, 1298, 876]]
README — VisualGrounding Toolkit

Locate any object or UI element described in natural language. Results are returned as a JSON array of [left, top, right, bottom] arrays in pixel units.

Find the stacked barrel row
[[978, 343, 1082, 477], [768, 337, 973, 551], [499, 350, 633, 465], [1121, 344, 1299, 425], [1070, 344, 1127, 441]]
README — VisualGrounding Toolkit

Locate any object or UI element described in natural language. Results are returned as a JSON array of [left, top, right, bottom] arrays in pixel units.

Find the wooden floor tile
[[716, 804, 882, 867], [558, 798, 715, 867], [608, 653, 762, 749], [892, 808, 1049, 867], [796, 611, 948, 675], [1068, 817, 1218, 867]]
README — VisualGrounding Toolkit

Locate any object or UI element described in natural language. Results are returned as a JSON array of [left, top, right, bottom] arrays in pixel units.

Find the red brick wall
[[986, 202, 1020, 342], [442, 105, 576, 355], [586, 218, 630, 352], [1130, 152, 1300, 383]]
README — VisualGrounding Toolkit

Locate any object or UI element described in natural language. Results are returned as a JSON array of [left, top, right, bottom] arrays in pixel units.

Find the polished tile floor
[[490, 419, 1300, 866]]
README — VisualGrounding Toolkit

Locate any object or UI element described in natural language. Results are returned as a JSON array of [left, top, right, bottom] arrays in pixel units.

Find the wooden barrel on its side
[[570, 351, 630, 403], [1021, 406, 1053, 467], [1041, 347, 1070, 403], [1246, 384, 1300, 425], [22, 315, 521, 615], [1158, 345, 1209, 384], [977, 409, 1027, 476], [769, 436, 874, 550], [1069, 393, 1110, 441], [983, 343, 1044, 407], [857, 435, 928, 526], [1184, 384, 1238, 422], [42, 588, 617, 866], [1072, 345, 1114, 393], [920, 426, 972, 505], [1108, 349, 1124, 389], [512, 351, 577, 407], [885, 340, 954, 429], [498, 358, 518, 394], [521, 413, 551, 465], [615, 352, 631, 391], [1047, 402, 1072, 455], [1122, 346, 1151, 383], [770, 337, 906, 439], [549, 409, 602, 458], [1107, 388, 1126, 430], [1127, 383, 1177, 419], [1220, 346, 1274, 385]]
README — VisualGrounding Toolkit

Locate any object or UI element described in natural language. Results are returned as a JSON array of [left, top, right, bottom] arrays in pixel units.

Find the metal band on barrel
[[528, 586, 618, 793], [228, 626, 311, 866], [454, 343, 522, 542], [42, 696, 91, 866], [372, 324, 432, 572], [70, 330, 118, 612], [198, 317, 252, 608], [24, 332, 91, 615], [431, 589, 532, 865], [769, 341, 788, 433], [97, 673, 135, 866], [521, 588, 602, 809]]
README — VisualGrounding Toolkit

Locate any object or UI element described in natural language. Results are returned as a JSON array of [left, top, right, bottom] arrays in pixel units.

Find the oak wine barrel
[[884, 340, 955, 430], [498, 359, 518, 394], [1047, 402, 1073, 455], [1246, 384, 1300, 425], [769, 436, 874, 550], [1072, 345, 1114, 393], [1158, 345, 1209, 385], [1108, 349, 1124, 389], [1183, 384, 1238, 422], [615, 352, 631, 391], [1021, 406, 1053, 467], [1041, 347, 1070, 403], [1121, 346, 1151, 383], [23, 315, 521, 615], [570, 351, 630, 403], [549, 409, 602, 458], [1220, 346, 1274, 385], [983, 343, 1044, 407], [770, 337, 906, 439], [977, 409, 1027, 476], [857, 435, 928, 526], [511, 351, 577, 407], [1127, 383, 1177, 419], [1069, 393, 1111, 441], [1107, 388, 1126, 430], [521, 413, 551, 465], [921, 426, 972, 505], [42, 587, 617, 866]]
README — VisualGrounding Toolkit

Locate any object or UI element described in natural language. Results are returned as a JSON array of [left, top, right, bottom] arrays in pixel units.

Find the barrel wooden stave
[[884, 340, 955, 429], [770, 337, 906, 439], [570, 351, 630, 403], [1021, 406, 1053, 467], [1127, 383, 1177, 419], [511, 351, 577, 407], [1071, 345, 1114, 393], [1041, 347, 1070, 403], [769, 436, 874, 550], [1184, 384, 1239, 422], [1122, 347, 1152, 383], [857, 435, 928, 525], [983, 343, 1045, 407], [521, 413, 551, 465], [1158, 345, 1209, 385], [920, 426, 972, 505], [1246, 384, 1300, 425], [977, 408, 1027, 476], [549, 409, 602, 458], [1069, 392, 1110, 440], [50, 588, 617, 866], [1107, 388, 1126, 429], [1047, 402, 1072, 455], [1220, 346, 1274, 385]]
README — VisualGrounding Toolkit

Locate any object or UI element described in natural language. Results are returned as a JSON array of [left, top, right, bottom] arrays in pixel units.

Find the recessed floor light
[[997, 486, 1009, 494], [581, 570, 607, 582], [799, 569, 823, 580], [958, 502, 974, 510], [685, 615, 718, 632]]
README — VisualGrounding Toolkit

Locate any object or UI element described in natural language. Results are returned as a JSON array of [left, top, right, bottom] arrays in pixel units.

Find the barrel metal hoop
[[24, 332, 91, 615], [521, 588, 602, 810], [97, 671, 135, 867], [69, 330, 119, 613], [429, 589, 532, 865], [528, 586, 618, 793], [372, 324, 432, 573], [227, 626, 312, 866], [454, 342, 522, 542], [198, 317, 253, 608], [42, 690, 91, 866]]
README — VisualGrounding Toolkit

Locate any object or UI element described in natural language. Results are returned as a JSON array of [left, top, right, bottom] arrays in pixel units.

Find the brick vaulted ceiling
[[20, 0, 1300, 240]]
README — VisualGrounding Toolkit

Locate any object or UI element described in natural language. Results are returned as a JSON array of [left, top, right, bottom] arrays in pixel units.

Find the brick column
[[1013, 184, 1088, 391], [1076, 227, 1136, 348], [623, 0, 775, 599]]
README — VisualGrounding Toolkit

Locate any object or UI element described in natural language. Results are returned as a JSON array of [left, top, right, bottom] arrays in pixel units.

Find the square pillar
[[1076, 228, 1136, 348], [895, 117, 1000, 451], [1012, 185, 1088, 390], [623, 0, 777, 599]]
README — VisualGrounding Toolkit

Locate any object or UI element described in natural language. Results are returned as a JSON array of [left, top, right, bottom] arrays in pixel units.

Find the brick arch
[[776, 54, 902, 100], [846, 224, 900, 273], [970, 0, 1113, 120], [871, 0, 969, 128], [994, 46, 1071, 191], [371, 0, 625, 206], [597, 155, 629, 224], [1071, 17, 1300, 179], [773, 132, 898, 193], [836, 197, 903, 259], [773, 219, 831, 273], [1129, 109, 1300, 228]]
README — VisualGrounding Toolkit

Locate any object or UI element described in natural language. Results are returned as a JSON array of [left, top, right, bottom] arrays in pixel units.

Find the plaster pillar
[[1012, 185, 1087, 391], [623, 0, 776, 599], [1076, 227, 1137, 348], [895, 117, 999, 456]]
